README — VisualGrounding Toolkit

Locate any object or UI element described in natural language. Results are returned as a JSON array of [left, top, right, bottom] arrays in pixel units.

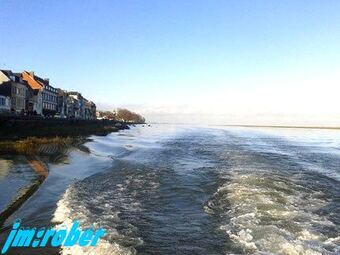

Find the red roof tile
[[22, 71, 43, 90]]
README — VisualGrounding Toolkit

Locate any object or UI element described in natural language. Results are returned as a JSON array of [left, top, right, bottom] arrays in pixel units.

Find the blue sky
[[1, 1, 340, 125]]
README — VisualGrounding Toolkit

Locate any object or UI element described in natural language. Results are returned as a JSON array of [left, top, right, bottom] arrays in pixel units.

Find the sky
[[1, 0, 340, 126]]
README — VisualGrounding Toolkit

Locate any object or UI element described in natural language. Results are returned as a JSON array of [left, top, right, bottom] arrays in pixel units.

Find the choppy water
[[1, 125, 340, 254]]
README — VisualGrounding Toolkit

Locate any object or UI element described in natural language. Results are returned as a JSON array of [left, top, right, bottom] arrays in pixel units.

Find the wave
[[206, 169, 340, 254], [52, 161, 161, 255], [52, 187, 136, 255]]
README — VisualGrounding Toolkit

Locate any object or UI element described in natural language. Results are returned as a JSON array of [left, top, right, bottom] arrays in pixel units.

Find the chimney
[[44, 78, 49, 85], [29, 71, 35, 77]]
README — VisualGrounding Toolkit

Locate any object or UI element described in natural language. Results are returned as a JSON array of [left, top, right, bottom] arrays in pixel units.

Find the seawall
[[0, 116, 131, 140]]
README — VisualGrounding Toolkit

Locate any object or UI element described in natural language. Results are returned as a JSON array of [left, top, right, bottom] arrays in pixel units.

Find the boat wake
[[52, 161, 160, 255], [206, 159, 340, 254]]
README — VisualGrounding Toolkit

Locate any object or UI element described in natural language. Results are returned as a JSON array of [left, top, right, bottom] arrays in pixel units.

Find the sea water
[[0, 125, 339, 254]]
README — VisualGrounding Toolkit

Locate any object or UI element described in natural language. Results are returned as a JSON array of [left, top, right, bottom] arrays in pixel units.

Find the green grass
[[0, 136, 74, 155]]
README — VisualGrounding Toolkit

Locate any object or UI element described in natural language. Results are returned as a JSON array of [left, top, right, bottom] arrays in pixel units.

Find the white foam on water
[[207, 170, 340, 254], [51, 161, 162, 255], [58, 241, 133, 255], [52, 187, 137, 255]]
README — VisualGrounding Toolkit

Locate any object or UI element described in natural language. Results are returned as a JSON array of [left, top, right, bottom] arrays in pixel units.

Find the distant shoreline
[[217, 124, 340, 130], [149, 122, 340, 130]]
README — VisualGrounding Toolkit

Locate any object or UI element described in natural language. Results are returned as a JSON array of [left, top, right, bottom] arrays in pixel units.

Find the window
[[12, 87, 18, 95], [18, 98, 23, 108]]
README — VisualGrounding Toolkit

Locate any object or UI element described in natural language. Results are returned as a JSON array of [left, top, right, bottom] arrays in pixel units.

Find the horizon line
[[147, 122, 340, 131]]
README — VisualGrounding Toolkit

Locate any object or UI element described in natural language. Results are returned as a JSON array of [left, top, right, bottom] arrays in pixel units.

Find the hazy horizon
[[1, 1, 340, 126]]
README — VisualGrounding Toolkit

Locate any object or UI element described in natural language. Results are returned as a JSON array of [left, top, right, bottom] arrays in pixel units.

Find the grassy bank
[[0, 118, 133, 155], [0, 137, 74, 155]]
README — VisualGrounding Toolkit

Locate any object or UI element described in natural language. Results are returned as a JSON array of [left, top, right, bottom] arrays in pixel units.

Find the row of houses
[[0, 70, 96, 119]]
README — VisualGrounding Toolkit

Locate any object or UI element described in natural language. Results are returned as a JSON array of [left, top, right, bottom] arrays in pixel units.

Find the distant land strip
[[217, 124, 340, 130]]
